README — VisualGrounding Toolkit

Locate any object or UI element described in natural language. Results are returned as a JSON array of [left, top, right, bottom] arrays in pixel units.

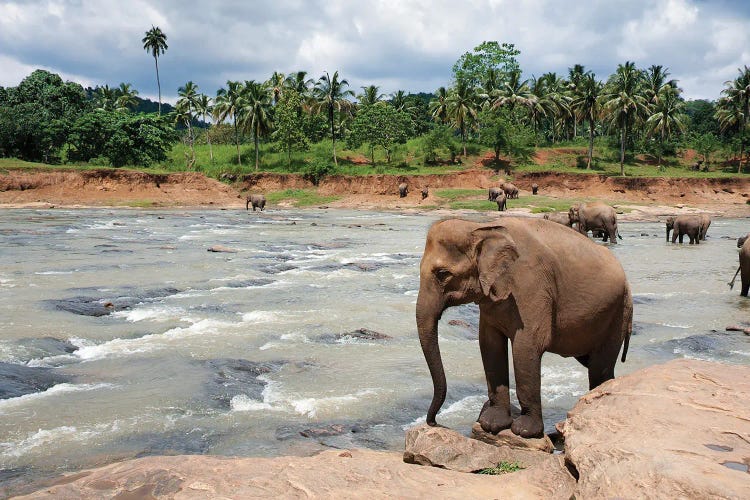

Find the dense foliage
[[1, 38, 749, 177]]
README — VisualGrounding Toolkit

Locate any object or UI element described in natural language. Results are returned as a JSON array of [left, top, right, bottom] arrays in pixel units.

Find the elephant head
[[568, 204, 581, 225], [665, 217, 676, 242], [739, 235, 749, 248], [416, 220, 519, 425]]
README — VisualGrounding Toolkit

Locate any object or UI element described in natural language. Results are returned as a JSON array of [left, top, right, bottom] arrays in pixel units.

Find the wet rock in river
[[258, 263, 298, 274], [317, 328, 392, 343], [12, 337, 78, 363], [0, 361, 72, 399], [203, 359, 284, 408], [207, 245, 238, 253], [46, 287, 181, 317], [222, 278, 275, 288]]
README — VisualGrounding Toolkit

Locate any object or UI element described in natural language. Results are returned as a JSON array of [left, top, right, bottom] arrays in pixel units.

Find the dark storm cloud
[[0, 0, 748, 101]]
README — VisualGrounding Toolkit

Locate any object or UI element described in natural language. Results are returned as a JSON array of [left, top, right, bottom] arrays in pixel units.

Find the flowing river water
[[1, 208, 749, 494]]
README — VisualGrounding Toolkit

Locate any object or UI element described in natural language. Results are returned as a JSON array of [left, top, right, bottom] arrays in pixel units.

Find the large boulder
[[18, 448, 573, 499], [471, 423, 554, 454], [563, 359, 750, 498]]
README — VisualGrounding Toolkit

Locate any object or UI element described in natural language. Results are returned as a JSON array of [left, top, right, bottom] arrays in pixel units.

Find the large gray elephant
[[568, 202, 621, 243], [246, 194, 266, 211], [501, 182, 519, 199], [488, 187, 503, 201], [416, 218, 633, 438], [729, 234, 750, 296], [699, 214, 711, 240], [399, 183, 409, 198], [665, 215, 700, 244]]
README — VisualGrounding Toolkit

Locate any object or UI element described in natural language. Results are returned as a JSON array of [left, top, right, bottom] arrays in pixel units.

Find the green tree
[[478, 109, 534, 167], [691, 132, 720, 166], [645, 86, 687, 168], [491, 70, 534, 121], [176, 81, 199, 168], [95, 85, 117, 111], [716, 66, 750, 173], [570, 72, 603, 169], [600, 61, 649, 175], [268, 71, 285, 105], [273, 89, 308, 167], [429, 86, 450, 124], [358, 85, 385, 106], [115, 83, 139, 112], [452, 41, 521, 88], [214, 80, 245, 166], [142, 26, 168, 115], [347, 104, 412, 163], [239, 80, 273, 171], [421, 124, 457, 164], [195, 94, 214, 161], [312, 71, 354, 166], [447, 79, 479, 156]]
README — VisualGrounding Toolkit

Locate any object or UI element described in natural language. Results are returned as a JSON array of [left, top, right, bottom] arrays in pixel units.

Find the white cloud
[[0, 0, 748, 99]]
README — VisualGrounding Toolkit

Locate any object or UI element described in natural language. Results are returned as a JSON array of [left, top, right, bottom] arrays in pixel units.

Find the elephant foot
[[477, 400, 512, 434], [511, 414, 544, 438]]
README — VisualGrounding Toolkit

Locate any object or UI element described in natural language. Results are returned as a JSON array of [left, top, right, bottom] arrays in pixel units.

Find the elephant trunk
[[246, 198, 250, 210], [416, 290, 446, 426]]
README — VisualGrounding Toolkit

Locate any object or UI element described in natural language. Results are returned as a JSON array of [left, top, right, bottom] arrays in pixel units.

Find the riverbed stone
[[564, 358, 750, 498], [404, 423, 551, 472], [207, 245, 237, 253], [471, 423, 555, 453]]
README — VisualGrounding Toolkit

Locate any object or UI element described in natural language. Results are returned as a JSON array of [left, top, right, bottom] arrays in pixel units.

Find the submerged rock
[[0, 362, 72, 399], [207, 245, 238, 253], [202, 359, 284, 408], [46, 287, 181, 317], [317, 328, 393, 343]]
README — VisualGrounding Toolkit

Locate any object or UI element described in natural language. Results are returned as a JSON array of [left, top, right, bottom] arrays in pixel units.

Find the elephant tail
[[621, 283, 633, 363], [617, 230, 623, 240]]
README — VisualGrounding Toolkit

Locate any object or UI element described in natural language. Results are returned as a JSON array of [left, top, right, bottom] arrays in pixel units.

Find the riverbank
[[18, 359, 750, 498], [1, 168, 748, 220]]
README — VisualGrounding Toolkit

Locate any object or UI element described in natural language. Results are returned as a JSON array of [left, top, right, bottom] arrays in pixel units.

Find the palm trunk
[[587, 117, 595, 169], [329, 106, 338, 166], [186, 119, 195, 169], [234, 116, 241, 166], [462, 125, 467, 157], [254, 131, 259, 171], [739, 113, 746, 174], [620, 123, 626, 176], [154, 56, 162, 115], [204, 113, 214, 162], [658, 130, 664, 168]]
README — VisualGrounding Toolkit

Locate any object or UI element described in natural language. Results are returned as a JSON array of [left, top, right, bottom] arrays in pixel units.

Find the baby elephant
[[495, 191, 507, 211], [531, 183, 539, 195], [665, 215, 700, 244], [502, 182, 519, 199], [488, 187, 503, 201], [246, 194, 266, 211], [699, 214, 711, 241], [421, 186, 429, 200], [399, 183, 408, 198]]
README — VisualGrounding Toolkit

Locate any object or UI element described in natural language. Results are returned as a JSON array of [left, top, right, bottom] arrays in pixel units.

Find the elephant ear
[[473, 226, 519, 302]]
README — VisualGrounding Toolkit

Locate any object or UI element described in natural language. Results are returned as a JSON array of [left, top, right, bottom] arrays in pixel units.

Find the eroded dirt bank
[[1, 169, 748, 217]]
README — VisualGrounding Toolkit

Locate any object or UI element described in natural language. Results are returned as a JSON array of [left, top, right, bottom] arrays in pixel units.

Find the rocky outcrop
[[471, 422, 554, 453], [563, 359, 750, 498], [19, 360, 750, 498]]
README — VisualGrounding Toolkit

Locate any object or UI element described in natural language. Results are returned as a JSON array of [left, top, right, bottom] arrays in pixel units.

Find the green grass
[[450, 199, 497, 210], [476, 461, 525, 475], [265, 188, 340, 207], [435, 188, 486, 201]]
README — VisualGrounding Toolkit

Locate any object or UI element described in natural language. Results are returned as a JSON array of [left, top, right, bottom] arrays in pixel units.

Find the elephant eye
[[434, 269, 452, 283]]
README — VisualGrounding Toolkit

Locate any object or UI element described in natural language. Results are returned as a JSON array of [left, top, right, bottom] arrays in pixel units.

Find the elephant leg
[[672, 231, 678, 243], [679, 232, 684, 243], [586, 315, 623, 390], [608, 226, 617, 244], [477, 316, 512, 434], [510, 333, 544, 438], [741, 268, 749, 297]]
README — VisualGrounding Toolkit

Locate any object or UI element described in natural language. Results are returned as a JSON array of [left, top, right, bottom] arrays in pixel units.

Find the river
[[1, 208, 748, 494]]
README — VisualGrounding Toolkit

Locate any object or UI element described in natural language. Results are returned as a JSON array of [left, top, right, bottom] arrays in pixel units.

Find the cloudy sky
[[1, 0, 749, 103]]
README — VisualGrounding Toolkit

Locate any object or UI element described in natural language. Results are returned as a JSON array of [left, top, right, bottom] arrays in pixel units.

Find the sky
[[1, 0, 749, 103]]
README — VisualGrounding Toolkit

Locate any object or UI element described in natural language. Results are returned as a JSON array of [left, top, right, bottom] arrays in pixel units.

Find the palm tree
[[600, 61, 649, 175], [358, 85, 384, 106], [177, 81, 200, 168], [527, 76, 555, 143], [268, 71, 285, 105], [643, 65, 677, 105], [492, 70, 534, 120], [195, 94, 214, 161], [539, 72, 570, 142], [239, 80, 273, 171], [447, 79, 479, 156], [115, 83, 139, 111], [312, 71, 354, 166], [716, 66, 750, 173], [567, 64, 586, 137], [174, 99, 196, 168], [142, 26, 168, 115], [429, 86, 449, 124], [95, 85, 117, 111], [391, 90, 408, 111], [214, 80, 245, 166], [570, 72, 603, 169], [645, 86, 687, 167], [284, 71, 314, 95]]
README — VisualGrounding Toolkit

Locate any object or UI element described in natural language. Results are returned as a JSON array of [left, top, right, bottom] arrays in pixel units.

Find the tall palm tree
[[268, 71, 285, 105], [567, 64, 586, 137], [142, 26, 168, 115], [429, 86, 449, 124], [284, 71, 315, 113], [195, 94, 214, 161], [239, 80, 273, 171], [177, 81, 200, 168], [312, 71, 354, 166], [539, 72, 570, 142], [447, 79, 479, 156], [527, 76, 555, 143], [600, 61, 649, 175], [358, 85, 385, 106], [391, 90, 408, 111], [492, 70, 534, 120], [570, 72, 603, 169], [174, 99, 196, 168], [716, 66, 750, 173], [115, 83, 139, 112], [214, 80, 245, 166], [643, 65, 677, 105], [645, 86, 687, 167]]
